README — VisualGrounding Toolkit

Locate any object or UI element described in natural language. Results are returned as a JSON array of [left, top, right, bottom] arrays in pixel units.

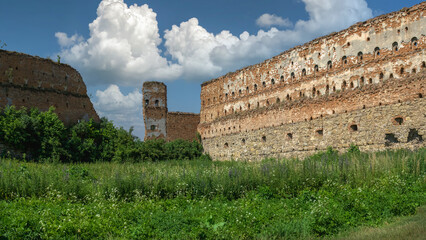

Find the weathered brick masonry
[[167, 112, 200, 142], [143, 82, 200, 141], [198, 3, 426, 160], [0, 50, 99, 125]]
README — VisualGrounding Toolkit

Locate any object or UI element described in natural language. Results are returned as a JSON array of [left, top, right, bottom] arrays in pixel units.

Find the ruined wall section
[[198, 2, 426, 160], [167, 112, 200, 142], [142, 81, 200, 142], [0, 50, 99, 125], [202, 95, 425, 161], [142, 82, 167, 140], [199, 3, 425, 130]]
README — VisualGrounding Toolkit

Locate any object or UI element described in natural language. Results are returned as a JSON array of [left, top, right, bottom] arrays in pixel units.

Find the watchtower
[[142, 81, 168, 140]]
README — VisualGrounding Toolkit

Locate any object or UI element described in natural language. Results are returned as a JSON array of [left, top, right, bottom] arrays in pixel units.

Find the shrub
[[0, 106, 205, 163]]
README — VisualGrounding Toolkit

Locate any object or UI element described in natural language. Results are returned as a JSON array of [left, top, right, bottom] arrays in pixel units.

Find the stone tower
[[142, 81, 168, 140]]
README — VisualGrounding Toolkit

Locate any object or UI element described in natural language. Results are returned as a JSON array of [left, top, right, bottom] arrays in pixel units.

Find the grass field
[[0, 148, 425, 239], [332, 205, 426, 240]]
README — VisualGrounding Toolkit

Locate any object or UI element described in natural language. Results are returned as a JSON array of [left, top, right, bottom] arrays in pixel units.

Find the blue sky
[[0, 0, 422, 139]]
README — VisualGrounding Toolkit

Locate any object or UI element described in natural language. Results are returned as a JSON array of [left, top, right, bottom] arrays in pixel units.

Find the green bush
[[0, 106, 205, 163]]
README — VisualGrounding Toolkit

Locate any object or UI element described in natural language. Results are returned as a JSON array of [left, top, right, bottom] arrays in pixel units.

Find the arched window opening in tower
[[262, 81, 266, 87], [392, 42, 398, 52], [254, 84, 258, 91], [302, 68, 306, 76], [411, 37, 418, 47], [327, 61, 332, 69], [358, 52, 363, 61], [155, 100, 159, 107], [271, 79, 275, 85], [276, 98, 280, 103], [342, 56, 347, 65], [374, 47, 380, 57], [280, 75, 284, 82]]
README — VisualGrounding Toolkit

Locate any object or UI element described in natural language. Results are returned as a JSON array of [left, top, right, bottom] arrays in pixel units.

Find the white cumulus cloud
[[93, 84, 144, 138], [57, 0, 182, 86], [57, 0, 372, 86], [55, 32, 84, 48], [56, 0, 373, 139], [256, 14, 292, 28]]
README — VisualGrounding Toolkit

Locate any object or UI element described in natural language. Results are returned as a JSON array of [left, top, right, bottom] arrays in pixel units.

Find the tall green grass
[[0, 148, 425, 239], [1, 148, 424, 201]]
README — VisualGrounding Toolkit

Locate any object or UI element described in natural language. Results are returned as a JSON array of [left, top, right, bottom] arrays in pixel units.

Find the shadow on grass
[[331, 205, 426, 240]]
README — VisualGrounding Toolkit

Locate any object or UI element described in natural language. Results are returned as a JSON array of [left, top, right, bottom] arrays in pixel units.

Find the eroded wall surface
[[198, 3, 426, 160], [0, 50, 99, 125], [167, 112, 200, 141]]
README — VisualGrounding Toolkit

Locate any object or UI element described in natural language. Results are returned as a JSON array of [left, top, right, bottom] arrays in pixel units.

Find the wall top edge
[[200, 2, 425, 87]]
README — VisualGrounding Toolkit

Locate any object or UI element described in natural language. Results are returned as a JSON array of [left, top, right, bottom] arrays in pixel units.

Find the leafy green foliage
[[347, 144, 361, 154], [0, 40, 6, 49], [0, 148, 424, 239], [0, 106, 205, 163]]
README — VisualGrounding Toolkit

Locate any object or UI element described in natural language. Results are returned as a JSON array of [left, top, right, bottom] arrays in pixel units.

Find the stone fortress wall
[[143, 82, 200, 142], [198, 3, 426, 160], [0, 50, 99, 125]]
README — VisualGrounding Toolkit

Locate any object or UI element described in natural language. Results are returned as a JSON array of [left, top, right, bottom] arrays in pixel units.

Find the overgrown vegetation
[[0, 106, 424, 239], [0, 40, 6, 49], [0, 148, 424, 239], [0, 106, 205, 163]]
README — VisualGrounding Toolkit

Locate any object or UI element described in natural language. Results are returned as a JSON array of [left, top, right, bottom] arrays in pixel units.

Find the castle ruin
[[0, 50, 99, 125], [197, 3, 426, 160], [142, 82, 200, 141]]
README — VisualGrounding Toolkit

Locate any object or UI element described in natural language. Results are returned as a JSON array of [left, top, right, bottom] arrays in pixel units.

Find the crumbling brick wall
[[167, 112, 200, 141], [0, 50, 99, 125], [198, 2, 426, 160], [143, 82, 200, 141]]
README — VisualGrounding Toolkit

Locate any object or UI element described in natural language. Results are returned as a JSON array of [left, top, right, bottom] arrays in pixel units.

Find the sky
[[0, 0, 423, 139]]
